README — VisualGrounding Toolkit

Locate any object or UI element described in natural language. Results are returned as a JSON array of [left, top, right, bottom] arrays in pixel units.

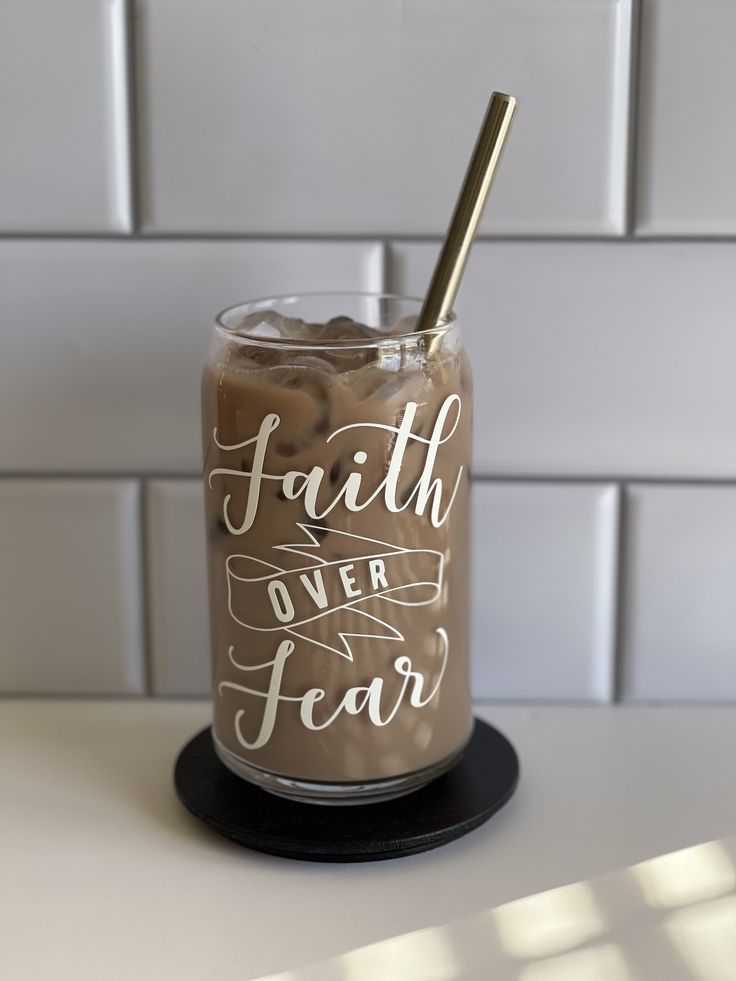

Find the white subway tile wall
[[146, 481, 210, 695], [0, 480, 144, 694], [0, 240, 382, 471], [471, 484, 619, 701], [0, 0, 733, 701], [136, 0, 631, 235], [0, 0, 131, 232], [391, 241, 736, 478], [621, 486, 736, 702], [636, 0, 736, 235]]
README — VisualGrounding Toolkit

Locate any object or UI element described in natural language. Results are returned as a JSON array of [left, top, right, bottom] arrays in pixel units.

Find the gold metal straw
[[415, 92, 517, 333]]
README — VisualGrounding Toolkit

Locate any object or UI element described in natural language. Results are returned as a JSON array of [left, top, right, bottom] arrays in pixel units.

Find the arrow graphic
[[226, 523, 444, 661]]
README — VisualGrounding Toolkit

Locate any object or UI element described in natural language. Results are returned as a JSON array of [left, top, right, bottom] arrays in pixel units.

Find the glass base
[[212, 733, 467, 806]]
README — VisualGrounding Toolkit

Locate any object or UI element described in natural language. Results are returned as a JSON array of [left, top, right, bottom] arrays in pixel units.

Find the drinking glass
[[202, 292, 473, 804]]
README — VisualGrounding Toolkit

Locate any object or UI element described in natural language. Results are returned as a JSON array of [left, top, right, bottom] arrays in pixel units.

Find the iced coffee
[[202, 293, 473, 803]]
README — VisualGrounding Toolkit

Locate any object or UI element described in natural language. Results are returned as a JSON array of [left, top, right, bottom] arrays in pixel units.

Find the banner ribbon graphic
[[226, 524, 444, 660]]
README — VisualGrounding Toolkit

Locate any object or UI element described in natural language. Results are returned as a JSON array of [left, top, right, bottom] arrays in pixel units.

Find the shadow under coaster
[[174, 718, 519, 863]]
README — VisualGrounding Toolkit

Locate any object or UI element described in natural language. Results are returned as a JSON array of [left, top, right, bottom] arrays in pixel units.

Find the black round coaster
[[174, 719, 519, 863]]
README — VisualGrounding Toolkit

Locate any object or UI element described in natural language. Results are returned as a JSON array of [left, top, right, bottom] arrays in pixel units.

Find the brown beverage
[[202, 294, 473, 803]]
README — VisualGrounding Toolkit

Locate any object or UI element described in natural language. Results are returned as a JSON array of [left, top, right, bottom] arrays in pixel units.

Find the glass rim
[[214, 291, 457, 350]]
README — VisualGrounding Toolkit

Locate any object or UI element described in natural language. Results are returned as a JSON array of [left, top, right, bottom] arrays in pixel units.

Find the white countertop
[[262, 832, 736, 980], [2, 701, 735, 980]]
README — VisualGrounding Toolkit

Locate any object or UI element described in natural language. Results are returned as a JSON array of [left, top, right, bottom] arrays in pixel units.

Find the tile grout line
[[4, 472, 736, 486], [138, 478, 155, 695], [611, 482, 629, 702], [624, 0, 645, 236], [473, 475, 736, 486], [382, 238, 395, 293], [380, 238, 392, 293], [108, 0, 135, 234], [3, 232, 736, 244], [123, 0, 142, 234]]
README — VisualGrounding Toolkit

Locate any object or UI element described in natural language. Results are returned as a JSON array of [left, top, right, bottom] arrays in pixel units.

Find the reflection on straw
[[664, 896, 736, 981], [633, 841, 736, 910], [491, 882, 604, 959]]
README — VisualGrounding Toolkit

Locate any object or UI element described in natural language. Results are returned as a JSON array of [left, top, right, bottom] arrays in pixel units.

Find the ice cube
[[344, 363, 389, 401], [227, 340, 285, 369], [236, 308, 292, 339], [264, 365, 334, 440], [289, 355, 336, 373], [320, 318, 376, 342], [346, 364, 409, 403], [372, 375, 407, 402], [263, 365, 334, 455]]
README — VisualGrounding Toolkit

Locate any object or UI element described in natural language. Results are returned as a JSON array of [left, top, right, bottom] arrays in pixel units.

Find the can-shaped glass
[[202, 293, 473, 804]]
